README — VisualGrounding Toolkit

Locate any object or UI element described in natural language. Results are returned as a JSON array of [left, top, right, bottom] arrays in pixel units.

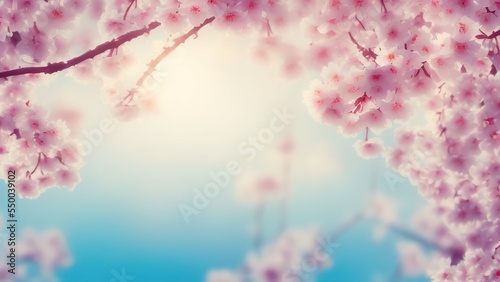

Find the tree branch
[[123, 0, 138, 20], [348, 32, 377, 62], [135, 17, 215, 89], [475, 29, 500, 40], [385, 222, 464, 265], [325, 209, 465, 266], [121, 16, 215, 104], [380, 0, 388, 13], [0, 21, 161, 80]]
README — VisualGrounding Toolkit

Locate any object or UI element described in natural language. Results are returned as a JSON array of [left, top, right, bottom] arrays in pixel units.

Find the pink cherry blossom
[[354, 138, 384, 159], [0, 1, 499, 281]]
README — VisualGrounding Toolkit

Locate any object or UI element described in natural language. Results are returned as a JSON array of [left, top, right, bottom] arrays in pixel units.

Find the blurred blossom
[[207, 228, 332, 282], [18, 228, 73, 274], [365, 194, 398, 224], [396, 242, 428, 276], [0, 217, 72, 281], [235, 170, 284, 207], [296, 144, 338, 183]]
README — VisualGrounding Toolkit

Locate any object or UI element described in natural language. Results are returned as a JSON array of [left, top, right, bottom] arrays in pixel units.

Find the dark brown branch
[[0, 21, 161, 80]]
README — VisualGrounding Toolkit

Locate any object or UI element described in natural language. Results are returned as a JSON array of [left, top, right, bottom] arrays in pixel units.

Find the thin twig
[[123, 0, 138, 20], [380, 0, 388, 13], [29, 152, 42, 178], [348, 32, 377, 61], [475, 29, 500, 40], [355, 16, 366, 31], [122, 16, 216, 104], [135, 17, 215, 89]]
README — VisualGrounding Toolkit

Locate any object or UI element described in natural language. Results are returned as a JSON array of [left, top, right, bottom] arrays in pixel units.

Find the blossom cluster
[[0, 78, 83, 198], [298, 0, 500, 280]]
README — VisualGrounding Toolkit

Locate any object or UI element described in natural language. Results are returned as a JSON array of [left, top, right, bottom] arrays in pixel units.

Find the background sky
[[1, 28, 430, 282]]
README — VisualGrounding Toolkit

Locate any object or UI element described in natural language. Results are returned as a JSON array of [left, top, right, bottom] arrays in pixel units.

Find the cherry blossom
[[0, 0, 499, 281], [353, 137, 384, 159]]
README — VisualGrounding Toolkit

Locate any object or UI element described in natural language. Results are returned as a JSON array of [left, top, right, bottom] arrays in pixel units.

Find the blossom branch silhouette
[[0, 16, 216, 83], [0, 22, 161, 80]]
